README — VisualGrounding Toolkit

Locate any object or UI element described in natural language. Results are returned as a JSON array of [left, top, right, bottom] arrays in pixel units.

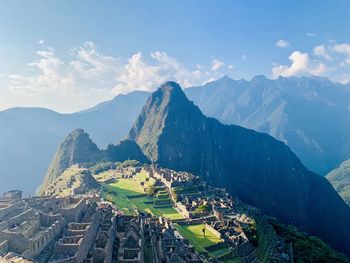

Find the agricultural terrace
[[97, 168, 183, 220]]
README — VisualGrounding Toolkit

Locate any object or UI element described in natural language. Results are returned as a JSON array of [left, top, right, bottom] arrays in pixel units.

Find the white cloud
[[38, 39, 44, 45], [113, 52, 226, 93], [9, 48, 74, 96], [272, 51, 327, 78], [7, 42, 231, 112], [8, 43, 120, 103], [276, 39, 290, 48], [211, 59, 225, 71], [227, 65, 234, 70], [307, 32, 316, 37], [333, 43, 350, 64], [313, 45, 332, 60]]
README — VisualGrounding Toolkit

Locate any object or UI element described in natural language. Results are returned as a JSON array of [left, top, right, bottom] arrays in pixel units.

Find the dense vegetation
[[89, 160, 142, 174], [269, 218, 349, 263], [242, 219, 258, 247]]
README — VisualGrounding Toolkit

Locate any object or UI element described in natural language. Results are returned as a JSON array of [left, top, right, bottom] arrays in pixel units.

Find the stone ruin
[[0, 191, 115, 263]]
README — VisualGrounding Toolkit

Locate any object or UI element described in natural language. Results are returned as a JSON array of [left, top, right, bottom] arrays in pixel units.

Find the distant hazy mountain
[[185, 75, 350, 175], [327, 159, 350, 207], [39, 128, 149, 194], [129, 81, 350, 257], [0, 91, 149, 194], [2, 75, 350, 194]]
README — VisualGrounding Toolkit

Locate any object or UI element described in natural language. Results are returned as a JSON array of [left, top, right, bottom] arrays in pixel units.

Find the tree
[[146, 184, 155, 196]]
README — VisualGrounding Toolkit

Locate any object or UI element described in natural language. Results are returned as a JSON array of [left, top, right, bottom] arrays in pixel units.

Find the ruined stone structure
[[115, 216, 144, 263], [0, 192, 65, 259], [0, 191, 115, 263]]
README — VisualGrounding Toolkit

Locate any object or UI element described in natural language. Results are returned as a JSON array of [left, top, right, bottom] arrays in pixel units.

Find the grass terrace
[[101, 170, 183, 220], [173, 223, 229, 257]]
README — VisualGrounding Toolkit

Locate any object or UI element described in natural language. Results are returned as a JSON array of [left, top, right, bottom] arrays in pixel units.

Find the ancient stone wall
[[59, 197, 87, 222], [6, 209, 34, 227], [0, 240, 8, 256]]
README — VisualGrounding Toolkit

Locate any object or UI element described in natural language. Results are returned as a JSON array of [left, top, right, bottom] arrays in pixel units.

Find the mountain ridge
[[129, 81, 350, 257], [0, 91, 149, 194], [2, 75, 350, 194], [39, 128, 149, 194], [185, 76, 350, 175]]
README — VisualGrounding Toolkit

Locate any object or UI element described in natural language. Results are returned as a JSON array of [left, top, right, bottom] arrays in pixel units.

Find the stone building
[[0, 191, 116, 263], [116, 216, 144, 263], [0, 192, 65, 259]]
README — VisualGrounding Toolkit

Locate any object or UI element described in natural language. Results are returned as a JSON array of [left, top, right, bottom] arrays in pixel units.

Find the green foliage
[[90, 162, 116, 174], [89, 159, 142, 175], [243, 219, 258, 247], [256, 218, 275, 262], [146, 183, 156, 196], [269, 218, 349, 263], [195, 203, 211, 214], [116, 159, 142, 168]]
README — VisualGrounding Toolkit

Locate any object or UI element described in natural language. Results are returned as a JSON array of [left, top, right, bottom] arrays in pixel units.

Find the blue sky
[[1, 0, 350, 112]]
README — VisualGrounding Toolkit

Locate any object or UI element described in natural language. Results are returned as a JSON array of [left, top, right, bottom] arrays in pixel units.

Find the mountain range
[[40, 81, 350, 257], [128, 81, 350, 257], [185, 75, 350, 175], [0, 91, 148, 194], [2, 75, 350, 194]]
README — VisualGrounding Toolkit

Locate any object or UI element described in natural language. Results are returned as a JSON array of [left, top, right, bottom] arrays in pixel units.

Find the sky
[[0, 0, 350, 113]]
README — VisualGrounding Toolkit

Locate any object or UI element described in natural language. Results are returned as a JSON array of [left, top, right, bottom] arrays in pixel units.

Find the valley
[[2, 2, 350, 262], [2, 160, 347, 262]]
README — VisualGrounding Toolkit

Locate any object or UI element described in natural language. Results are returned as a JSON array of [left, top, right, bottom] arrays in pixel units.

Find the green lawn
[[101, 175, 183, 220], [173, 223, 222, 253]]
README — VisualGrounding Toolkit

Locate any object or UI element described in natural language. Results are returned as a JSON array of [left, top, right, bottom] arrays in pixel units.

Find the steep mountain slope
[[39, 129, 149, 194], [0, 91, 149, 194], [129, 81, 350, 257], [39, 129, 101, 193], [185, 76, 350, 175], [327, 159, 350, 206]]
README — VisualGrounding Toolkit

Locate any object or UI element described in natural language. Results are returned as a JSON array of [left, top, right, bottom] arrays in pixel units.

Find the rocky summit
[[129, 81, 350, 257]]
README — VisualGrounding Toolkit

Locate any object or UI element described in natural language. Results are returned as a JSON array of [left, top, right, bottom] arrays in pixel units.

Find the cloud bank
[[7, 42, 230, 112], [272, 42, 350, 83]]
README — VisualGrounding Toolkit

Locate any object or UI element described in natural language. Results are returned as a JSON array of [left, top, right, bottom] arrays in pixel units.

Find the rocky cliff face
[[40, 129, 149, 194], [129, 81, 350, 257], [327, 159, 350, 207]]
